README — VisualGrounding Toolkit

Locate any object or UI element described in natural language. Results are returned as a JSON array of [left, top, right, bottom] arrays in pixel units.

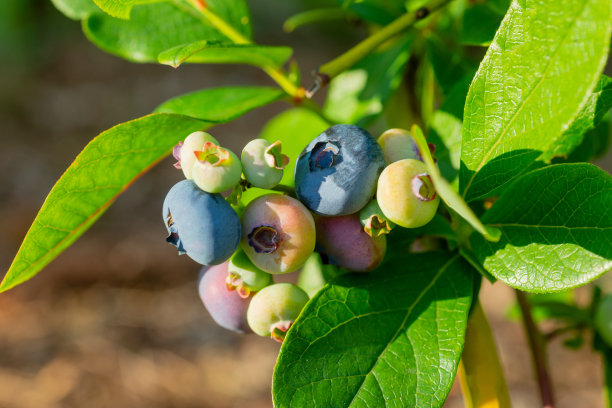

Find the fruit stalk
[[516, 290, 556, 408]]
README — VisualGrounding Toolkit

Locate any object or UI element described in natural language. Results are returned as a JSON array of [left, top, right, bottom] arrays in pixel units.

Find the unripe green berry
[[377, 159, 440, 228], [192, 142, 242, 193], [173, 131, 219, 179], [377, 128, 436, 164], [247, 283, 309, 342], [227, 248, 273, 297], [377, 128, 420, 164], [241, 139, 289, 189], [297, 252, 343, 297]]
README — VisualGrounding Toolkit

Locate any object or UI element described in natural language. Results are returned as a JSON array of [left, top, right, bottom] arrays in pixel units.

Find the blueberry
[[377, 159, 440, 228], [227, 248, 273, 297], [191, 142, 242, 193], [377, 128, 421, 163], [246, 283, 309, 342], [173, 131, 220, 179], [297, 252, 343, 297], [316, 214, 387, 272], [241, 139, 289, 189], [295, 124, 385, 216], [163, 180, 241, 265], [198, 262, 251, 333], [240, 194, 316, 274]]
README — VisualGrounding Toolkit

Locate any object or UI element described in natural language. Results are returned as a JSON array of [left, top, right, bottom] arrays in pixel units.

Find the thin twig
[[516, 290, 555, 408], [308, 0, 454, 97]]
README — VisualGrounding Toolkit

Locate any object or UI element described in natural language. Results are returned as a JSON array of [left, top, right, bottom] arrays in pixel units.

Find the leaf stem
[[283, 8, 347, 33], [516, 290, 556, 408], [186, 0, 303, 99], [410, 125, 501, 242], [458, 301, 512, 408], [309, 0, 454, 96]]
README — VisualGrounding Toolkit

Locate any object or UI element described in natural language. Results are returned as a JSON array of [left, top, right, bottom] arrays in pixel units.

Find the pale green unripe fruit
[[179, 131, 219, 179], [377, 159, 440, 228], [595, 294, 612, 346], [192, 143, 242, 193], [247, 283, 309, 342], [241, 139, 289, 189], [227, 248, 273, 297], [297, 252, 343, 297], [377, 128, 421, 164]]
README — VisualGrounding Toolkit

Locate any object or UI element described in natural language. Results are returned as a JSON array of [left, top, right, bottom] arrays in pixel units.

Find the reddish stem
[[516, 290, 555, 408]]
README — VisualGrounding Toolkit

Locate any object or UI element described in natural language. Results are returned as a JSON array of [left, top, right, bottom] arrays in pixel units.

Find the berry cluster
[[163, 125, 439, 342]]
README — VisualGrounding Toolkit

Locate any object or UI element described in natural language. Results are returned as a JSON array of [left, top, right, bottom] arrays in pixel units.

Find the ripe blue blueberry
[[163, 180, 241, 265], [295, 124, 385, 216], [198, 262, 252, 333]]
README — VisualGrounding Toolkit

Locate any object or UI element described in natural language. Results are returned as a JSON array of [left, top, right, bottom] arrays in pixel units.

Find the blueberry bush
[[3, 0, 612, 406]]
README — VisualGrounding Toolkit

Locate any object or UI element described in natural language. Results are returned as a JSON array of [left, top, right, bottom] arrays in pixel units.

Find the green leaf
[[1, 87, 279, 293], [555, 116, 611, 164], [205, 0, 252, 39], [82, 1, 250, 63], [273, 252, 474, 408], [334, 0, 406, 25], [460, 0, 612, 202], [547, 75, 612, 161], [158, 40, 292, 68], [427, 75, 472, 183], [154, 86, 285, 121], [412, 125, 501, 242], [0, 114, 206, 293], [471, 163, 612, 293], [323, 34, 412, 126], [260, 108, 329, 189], [92, 0, 161, 19], [397, 213, 456, 243], [426, 35, 477, 95], [50, 0, 101, 20], [460, 0, 510, 46]]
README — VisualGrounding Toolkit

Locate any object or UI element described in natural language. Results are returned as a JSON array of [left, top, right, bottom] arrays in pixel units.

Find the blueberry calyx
[[226, 272, 251, 298], [264, 141, 290, 170], [412, 173, 437, 201], [309, 141, 341, 170], [248, 225, 280, 254], [364, 214, 392, 237], [172, 141, 183, 169], [194, 142, 230, 167], [270, 320, 292, 343]]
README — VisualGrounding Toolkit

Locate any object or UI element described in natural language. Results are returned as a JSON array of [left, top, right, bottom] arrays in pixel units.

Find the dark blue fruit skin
[[198, 262, 252, 334], [163, 180, 241, 265], [295, 124, 385, 216]]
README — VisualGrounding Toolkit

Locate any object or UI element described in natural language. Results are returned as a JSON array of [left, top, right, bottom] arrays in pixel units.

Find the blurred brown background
[[0, 1, 611, 407]]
